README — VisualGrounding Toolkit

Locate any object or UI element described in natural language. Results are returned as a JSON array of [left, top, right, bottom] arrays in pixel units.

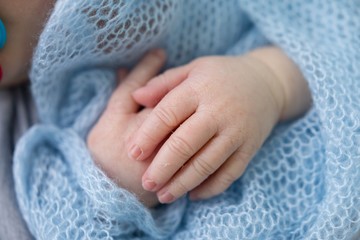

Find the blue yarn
[[14, 0, 360, 239]]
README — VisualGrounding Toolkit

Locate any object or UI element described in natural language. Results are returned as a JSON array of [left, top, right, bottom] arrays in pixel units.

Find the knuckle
[[167, 135, 195, 159], [191, 158, 216, 178], [139, 127, 158, 144], [171, 178, 190, 194], [221, 133, 239, 150], [154, 106, 179, 129]]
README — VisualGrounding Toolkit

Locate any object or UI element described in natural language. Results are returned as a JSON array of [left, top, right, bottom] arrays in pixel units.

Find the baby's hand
[[127, 52, 287, 203], [87, 50, 166, 207], [128, 47, 311, 204]]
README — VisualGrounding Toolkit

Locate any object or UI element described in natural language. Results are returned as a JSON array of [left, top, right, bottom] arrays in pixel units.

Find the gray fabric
[[0, 85, 35, 240]]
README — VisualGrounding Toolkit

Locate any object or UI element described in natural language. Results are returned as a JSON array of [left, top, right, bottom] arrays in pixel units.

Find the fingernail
[[128, 144, 142, 160], [142, 179, 157, 191], [158, 192, 175, 204]]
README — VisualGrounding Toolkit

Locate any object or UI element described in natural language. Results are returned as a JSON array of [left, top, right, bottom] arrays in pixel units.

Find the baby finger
[[141, 111, 217, 192], [189, 148, 252, 201], [156, 134, 240, 203]]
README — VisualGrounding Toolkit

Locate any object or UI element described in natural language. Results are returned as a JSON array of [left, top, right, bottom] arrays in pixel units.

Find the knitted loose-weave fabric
[[14, 0, 360, 239]]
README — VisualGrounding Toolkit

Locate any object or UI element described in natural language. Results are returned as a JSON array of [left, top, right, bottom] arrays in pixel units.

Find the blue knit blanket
[[14, 0, 360, 239]]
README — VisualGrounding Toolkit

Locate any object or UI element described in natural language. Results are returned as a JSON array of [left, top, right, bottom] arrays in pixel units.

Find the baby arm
[[127, 46, 312, 203], [87, 50, 166, 207]]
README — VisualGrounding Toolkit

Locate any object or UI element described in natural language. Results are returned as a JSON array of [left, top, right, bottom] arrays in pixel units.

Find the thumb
[[107, 49, 166, 114]]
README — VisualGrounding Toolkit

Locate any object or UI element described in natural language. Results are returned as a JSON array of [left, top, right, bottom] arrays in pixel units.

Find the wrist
[[247, 46, 311, 121], [244, 49, 286, 122]]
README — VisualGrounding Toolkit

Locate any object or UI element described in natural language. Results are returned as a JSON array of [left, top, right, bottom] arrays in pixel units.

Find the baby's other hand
[[128, 52, 288, 204], [87, 50, 166, 207]]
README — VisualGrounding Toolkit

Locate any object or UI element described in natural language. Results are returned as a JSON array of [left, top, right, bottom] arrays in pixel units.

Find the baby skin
[[88, 47, 312, 207]]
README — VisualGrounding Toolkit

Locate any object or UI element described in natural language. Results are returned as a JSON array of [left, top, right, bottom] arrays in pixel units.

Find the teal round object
[[0, 19, 6, 49]]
